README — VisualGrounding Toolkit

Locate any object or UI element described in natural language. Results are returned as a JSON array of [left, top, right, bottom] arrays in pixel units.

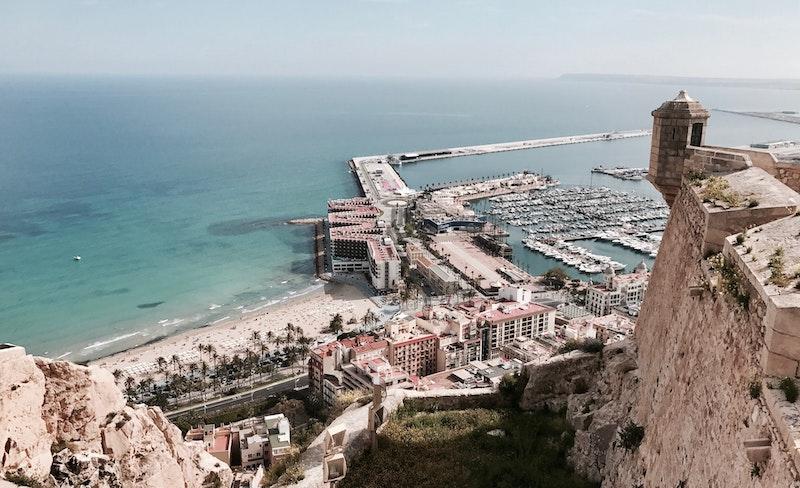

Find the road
[[165, 373, 309, 419]]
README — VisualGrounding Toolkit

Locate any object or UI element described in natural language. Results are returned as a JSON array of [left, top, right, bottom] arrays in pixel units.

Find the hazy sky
[[1, 0, 798, 79]]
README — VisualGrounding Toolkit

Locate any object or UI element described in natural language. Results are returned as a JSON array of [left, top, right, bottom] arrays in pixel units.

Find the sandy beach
[[91, 282, 377, 380]]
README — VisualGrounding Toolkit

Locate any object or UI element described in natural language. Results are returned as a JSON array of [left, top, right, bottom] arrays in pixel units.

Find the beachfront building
[[475, 300, 556, 359], [586, 262, 649, 317], [326, 197, 401, 291]]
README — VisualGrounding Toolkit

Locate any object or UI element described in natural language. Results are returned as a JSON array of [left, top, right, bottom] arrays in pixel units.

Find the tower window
[[690, 123, 703, 146]]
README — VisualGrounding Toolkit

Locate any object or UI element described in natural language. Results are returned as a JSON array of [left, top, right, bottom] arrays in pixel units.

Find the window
[[690, 123, 703, 146]]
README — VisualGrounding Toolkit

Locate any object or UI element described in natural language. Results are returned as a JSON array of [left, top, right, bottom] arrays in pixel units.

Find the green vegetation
[[557, 338, 604, 355], [498, 369, 529, 407], [768, 247, 790, 287], [3, 473, 44, 488], [686, 170, 707, 186], [328, 313, 344, 334], [779, 377, 798, 403], [749, 380, 761, 399], [701, 176, 742, 207], [542, 267, 569, 289], [708, 253, 750, 310], [618, 421, 645, 451], [340, 408, 598, 488]]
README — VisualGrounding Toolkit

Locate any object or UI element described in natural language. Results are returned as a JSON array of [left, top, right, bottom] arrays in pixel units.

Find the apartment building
[[586, 262, 649, 317]]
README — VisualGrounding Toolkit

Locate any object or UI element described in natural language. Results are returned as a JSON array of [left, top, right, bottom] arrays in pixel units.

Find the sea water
[[1, 76, 798, 358]]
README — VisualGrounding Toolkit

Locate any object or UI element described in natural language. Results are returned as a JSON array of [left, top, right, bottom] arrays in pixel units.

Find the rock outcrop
[[0, 345, 232, 488]]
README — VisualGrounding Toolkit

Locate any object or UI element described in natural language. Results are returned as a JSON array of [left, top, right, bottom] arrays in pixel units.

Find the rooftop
[[478, 301, 554, 323]]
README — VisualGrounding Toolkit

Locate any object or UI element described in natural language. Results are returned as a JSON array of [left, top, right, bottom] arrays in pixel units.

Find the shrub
[[748, 199, 759, 208], [735, 233, 746, 245], [748, 380, 761, 399], [499, 369, 529, 407], [779, 377, 798, 403], [3, 473, 44, 488], [619, 421, 645, 451], [768, 247, 790, 287], [284, 465, 305, 484], [557, 338, 604, 355]]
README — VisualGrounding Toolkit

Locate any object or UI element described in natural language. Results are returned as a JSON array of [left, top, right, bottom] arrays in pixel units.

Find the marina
[[484, 186, 668, 273]]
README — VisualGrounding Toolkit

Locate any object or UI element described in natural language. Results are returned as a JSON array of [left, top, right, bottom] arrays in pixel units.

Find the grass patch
[[340, 408, 598, 488], [701, 176, 742, 207]]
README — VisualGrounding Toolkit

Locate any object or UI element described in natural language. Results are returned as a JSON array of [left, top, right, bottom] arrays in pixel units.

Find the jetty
[[380, 129, 651, 166]]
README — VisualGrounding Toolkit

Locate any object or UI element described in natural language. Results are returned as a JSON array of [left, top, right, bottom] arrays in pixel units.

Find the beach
[[91, 282, 377, 380]]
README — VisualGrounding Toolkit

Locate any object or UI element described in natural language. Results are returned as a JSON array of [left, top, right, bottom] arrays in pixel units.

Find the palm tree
[[284, 346, 299, 375], [156, 356, 168, 386], [112, 369, 123, 383], [199, 361, 209, 400], [124, 376, 136, 399], [329, 313, 344, 334], [297, 336, 313, 372], [187, 362, 199, 399], [170, 354, 181, 376]]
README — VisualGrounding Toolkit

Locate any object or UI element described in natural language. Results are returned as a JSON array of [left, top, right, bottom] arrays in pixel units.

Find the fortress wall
[[600, 176, 799, 487]]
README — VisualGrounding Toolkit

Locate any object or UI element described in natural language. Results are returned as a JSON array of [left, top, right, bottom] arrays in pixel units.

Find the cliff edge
[[0, 345, 232, 488]]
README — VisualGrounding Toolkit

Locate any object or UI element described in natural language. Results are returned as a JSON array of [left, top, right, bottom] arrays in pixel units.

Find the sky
[[0, 0, 798, 79]]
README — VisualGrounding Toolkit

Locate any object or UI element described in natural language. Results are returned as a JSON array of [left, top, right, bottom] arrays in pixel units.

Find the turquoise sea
[[1, 76, 798, 359]]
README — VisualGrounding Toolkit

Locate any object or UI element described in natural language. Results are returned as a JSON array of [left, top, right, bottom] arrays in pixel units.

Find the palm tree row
[[115, 321, 316, 409]]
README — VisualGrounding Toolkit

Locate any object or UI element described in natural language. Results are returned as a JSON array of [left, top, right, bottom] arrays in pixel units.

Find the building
[[308, 335, 388, 398], [475, 300, 556, 359], [499, 336, 551, 364], [586, 262, 649, 317], [341, 356, 414, 391], [385, 319, 440, 377], [405, 240, 461, 296], [185, 414, 292, 469], [326, 197, 401, 291]]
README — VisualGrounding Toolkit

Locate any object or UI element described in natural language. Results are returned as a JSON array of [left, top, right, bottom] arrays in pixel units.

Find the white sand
[[91, 282, 376, 379]]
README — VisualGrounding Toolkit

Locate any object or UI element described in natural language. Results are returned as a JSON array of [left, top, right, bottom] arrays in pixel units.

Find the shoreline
[[89, 281, 377, 379]]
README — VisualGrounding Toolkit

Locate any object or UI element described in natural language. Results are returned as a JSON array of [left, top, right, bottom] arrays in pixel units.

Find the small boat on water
[[73, 256, 81, 261]]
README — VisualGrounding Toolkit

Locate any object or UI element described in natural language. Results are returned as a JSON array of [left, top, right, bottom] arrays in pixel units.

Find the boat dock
[[382, 129, 651, 166]]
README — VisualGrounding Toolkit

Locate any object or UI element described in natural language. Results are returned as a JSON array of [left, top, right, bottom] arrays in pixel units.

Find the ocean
[[1, 76, 798, 359]]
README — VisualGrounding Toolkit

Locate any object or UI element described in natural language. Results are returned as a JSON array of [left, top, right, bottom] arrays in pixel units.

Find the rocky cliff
[[0, 345, 232, 488]]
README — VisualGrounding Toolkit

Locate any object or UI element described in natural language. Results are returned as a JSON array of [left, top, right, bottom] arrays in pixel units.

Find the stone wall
[[601, 180, 798, 487]]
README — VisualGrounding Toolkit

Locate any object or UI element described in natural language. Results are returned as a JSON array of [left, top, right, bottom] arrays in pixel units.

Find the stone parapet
[[723, 212, 800, 377], [688, 167, 799, 254]]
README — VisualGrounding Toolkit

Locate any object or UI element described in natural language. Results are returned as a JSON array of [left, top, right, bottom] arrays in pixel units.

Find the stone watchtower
[[648, 90, 710, 205]]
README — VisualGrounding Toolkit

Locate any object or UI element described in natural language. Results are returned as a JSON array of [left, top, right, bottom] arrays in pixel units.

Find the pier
[[382, 129, 651, 165]]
